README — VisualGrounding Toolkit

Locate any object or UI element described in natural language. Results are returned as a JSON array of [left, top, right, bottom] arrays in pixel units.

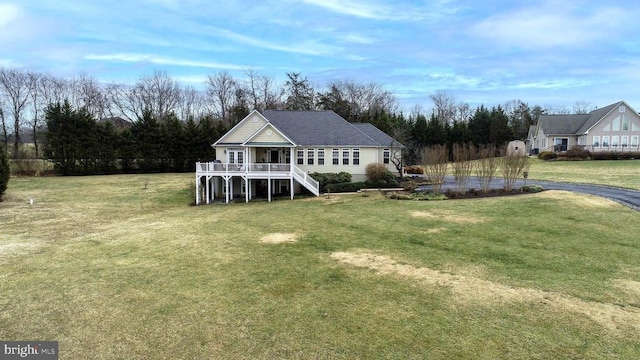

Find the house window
[[593, 136, 600, 148], [318, 149, 325, 165], [631, 136, 639, 147], [578, 137, 586, 146], [353, 148, 360, 165], [332, 148, 339, 165], [622, 116, 630, 131], [297, 150, 304, 165], [612, 136, 619, 147], [633, 123, 640, 131], [612, 117, 621, 131], [383, 149, 390, 164], [602, 136, 609, 147], [285, 149, 290, 164], [622, 136, 629, 147], [342, 148, 349, 165], [307, 148, 314, 165], [619, 105, 626, 113]]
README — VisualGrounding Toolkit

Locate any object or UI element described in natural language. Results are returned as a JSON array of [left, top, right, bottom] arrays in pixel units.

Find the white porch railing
[[195, 162, 319, 196], [196, 162, 291, 174]]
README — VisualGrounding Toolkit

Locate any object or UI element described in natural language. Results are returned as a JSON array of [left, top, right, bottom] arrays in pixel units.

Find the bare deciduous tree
[[474, 144, 499, 193], [430, 90, 456, 125], [0, 68, 33, 157], [109, 70, 181, 122], [206, 71, 237, 124], [452, 142, 475, 194], [500, 147, 530, 191], [422, 144, 449, 194]]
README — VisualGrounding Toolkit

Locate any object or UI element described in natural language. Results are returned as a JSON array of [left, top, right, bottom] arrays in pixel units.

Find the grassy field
[[1, 171, 640, 359], [528, 158, 640, 190]]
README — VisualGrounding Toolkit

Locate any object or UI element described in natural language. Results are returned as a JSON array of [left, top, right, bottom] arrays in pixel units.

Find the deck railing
[[196, 162, 291, 174]]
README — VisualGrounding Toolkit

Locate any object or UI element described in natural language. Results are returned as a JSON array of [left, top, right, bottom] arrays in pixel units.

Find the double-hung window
[[383, 149, 390, 164], [342, 148, 349, 165], [318, 149, 325, 165], [353, 148, 360, 165], [332, 148, 339, 165], [297, 150, 304, 165], [307, 148, 314, 165]]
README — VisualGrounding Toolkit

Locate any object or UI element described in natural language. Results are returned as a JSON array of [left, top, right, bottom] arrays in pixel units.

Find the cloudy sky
[[1, 0, 639, 111]]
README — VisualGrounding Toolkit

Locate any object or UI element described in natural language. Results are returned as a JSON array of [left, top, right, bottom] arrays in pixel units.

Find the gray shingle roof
[[351, 123, 405, 148], [262, 110, 401, 147], [538, 101, 622, 135]]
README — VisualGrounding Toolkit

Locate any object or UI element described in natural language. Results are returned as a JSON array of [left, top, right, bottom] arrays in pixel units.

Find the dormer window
[[619, 105, 626, 113]]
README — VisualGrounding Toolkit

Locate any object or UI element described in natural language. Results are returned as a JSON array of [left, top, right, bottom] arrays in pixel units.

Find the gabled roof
[[262, 110, 399, 147], [351, 123, 404, 148], [537, 101, 623, 135]]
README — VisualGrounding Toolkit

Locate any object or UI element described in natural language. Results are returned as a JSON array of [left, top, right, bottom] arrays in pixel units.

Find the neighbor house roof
[[262, 110, 403, 147], [537, 101, 622, 135]]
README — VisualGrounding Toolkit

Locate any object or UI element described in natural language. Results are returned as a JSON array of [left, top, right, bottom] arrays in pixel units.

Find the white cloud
[[211, 27, 341, 56], [0, 3, 20, 27], [301, 0, 460, 22], [84, 53, 247, 70], [471, 3, 628, 49]]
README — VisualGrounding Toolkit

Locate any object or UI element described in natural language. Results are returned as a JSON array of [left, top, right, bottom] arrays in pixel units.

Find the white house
[[527, 101, 640, 154], [195, 110, 404, 204]]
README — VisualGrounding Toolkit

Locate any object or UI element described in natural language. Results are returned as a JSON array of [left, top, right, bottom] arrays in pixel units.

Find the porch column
[[195, 175, 200, 205], [290, 177, 294, 200], [245, 177, 249, 203], [205, 176, 210, 204], [268, 176, 272, 202], [225, 177, 230, 204]]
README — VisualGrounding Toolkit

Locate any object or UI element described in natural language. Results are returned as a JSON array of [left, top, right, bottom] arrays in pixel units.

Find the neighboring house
[[527, 101, 640, 154], [195, 110, 404, 204]]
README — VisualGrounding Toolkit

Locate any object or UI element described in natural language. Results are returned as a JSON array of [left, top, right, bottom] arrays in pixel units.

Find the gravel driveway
[[420, 176, 640, 211]]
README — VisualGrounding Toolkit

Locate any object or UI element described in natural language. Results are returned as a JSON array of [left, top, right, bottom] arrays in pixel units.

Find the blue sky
[[1, 0, 639, 111]]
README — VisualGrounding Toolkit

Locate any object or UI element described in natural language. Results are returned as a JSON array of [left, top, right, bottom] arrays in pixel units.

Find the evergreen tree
[[45, 101, 97, 175], [0, 144, 9, 201]]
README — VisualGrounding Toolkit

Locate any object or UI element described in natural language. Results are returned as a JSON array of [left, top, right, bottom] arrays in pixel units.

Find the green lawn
[[528, 158, 640, 190], [1, 172, 640, 359]]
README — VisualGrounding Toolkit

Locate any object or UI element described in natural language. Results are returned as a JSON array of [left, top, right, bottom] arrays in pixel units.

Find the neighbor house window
[[297, 150, 304, 165], [633, 123, 640, 131], [622, 136, 629, 147], [593, 136, 600, 148], [353, 148, 360, 165], [332, 148, 339, 165], [612, 117, 621, 131], [317, 149, 325, 165], [631, 136, 639, 147], [602, 136, 609, 147], [612, 136, 619, 147], [342, 148, 349, 165], [619, 105, 626, 113], [307, 148, 314, 165], [622, 116, 630, 131], [383, 149, 390, 164]]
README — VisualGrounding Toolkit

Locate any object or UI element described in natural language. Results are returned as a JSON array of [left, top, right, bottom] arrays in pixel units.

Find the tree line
[[1, 66, 599, 175]]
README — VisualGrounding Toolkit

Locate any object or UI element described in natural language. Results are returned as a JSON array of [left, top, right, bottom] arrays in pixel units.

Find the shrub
[[365, 163, 395, 182], [591, 151, 640, 160], [521, 185, 544, 193], [538, 151, 558, 160], [385, 192, 413, 200], [564, 146, 591, 160], [0, 146, 9, 201], [309, 172, 352, 191], [365, 178, 399, 189], [400, 180, 419, 192], [325, 181, 365, 193]]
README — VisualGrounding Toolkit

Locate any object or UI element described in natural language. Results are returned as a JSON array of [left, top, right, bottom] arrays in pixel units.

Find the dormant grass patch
[[331, 251, 640, 333], [411, 210, 485, 224], [260, 233, 299, 244], [536, 190, 618, 208]]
